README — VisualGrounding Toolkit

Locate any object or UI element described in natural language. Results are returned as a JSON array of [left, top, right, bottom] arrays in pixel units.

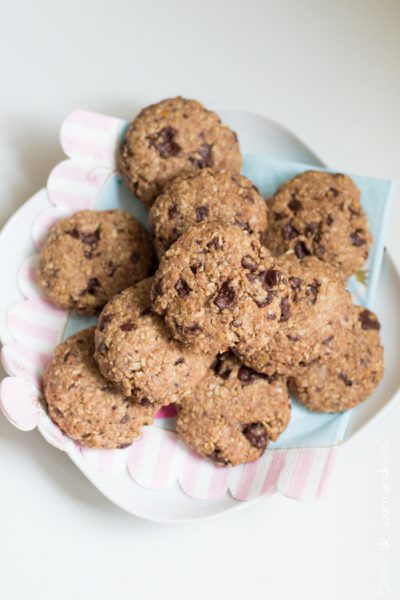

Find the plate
[[0, 107, 398, 522]]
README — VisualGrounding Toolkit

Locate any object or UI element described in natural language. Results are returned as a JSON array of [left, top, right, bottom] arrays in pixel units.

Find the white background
[[1, 1, 400, 599]]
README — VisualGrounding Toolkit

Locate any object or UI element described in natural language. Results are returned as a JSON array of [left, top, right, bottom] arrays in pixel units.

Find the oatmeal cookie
[[149, 168, 267, 257], [43, 327, 159, 448], [266, 171, 372, 278], [151, 222, 291, 355], [37, 210, 154, 315], [235, 253, 353, 376], [119, 97, 242, 206], [94, 278, 212, 405], [289, 306, 384, 412], [176, 352, 291, 466]]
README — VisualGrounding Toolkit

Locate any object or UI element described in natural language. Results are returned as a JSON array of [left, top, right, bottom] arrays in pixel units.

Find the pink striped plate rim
[[0, 108, 339, 502]]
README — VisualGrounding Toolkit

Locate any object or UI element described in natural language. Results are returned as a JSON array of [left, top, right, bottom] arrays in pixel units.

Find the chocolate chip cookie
[[235, 252, 353, 376], [37, 210, 155, 315], [119, 97, 242, 207], [266, 171, 372, 278], [43, 328, 160, 448], [289, 306, 384, 412], [151, 222, 291, 355], [149, 169, 267, 257], [176, 352, 291, 466], [94, 278, 212, 406]]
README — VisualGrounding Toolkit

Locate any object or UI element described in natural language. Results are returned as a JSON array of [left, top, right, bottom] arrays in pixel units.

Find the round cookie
[[176, 352, 291, 466], [289, 306, 384, 412], [119, 97, 242, 207], [149, 169, 267, 257], [43, 328, 159, 449], [266, 171, 372, 278], [94, 278, 212, 405], [235, 252, 353, 376], [37, 210, 155, 315], [151, 222, 292, 355]]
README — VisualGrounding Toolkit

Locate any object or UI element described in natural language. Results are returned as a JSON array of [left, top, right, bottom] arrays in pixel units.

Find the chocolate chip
[[195, 205, 209, 222], [98, 313, 113, 332], [338, 372, 353, 387], [120, 415, 130, 424], [190, 261, 202, 274], [120, 320, 136, 332], [207, 236, 222, 250], [241, 255, 258, 271], [209, 448, 229, 465], [211, 355, 232, 380], [81, 229, 100, 245], [237, 365, 259, 385], [259, 269, 282, 289], [288, 198, 302, 213], [255, 294, 274, 307], [68, 227, 80, 239], [214, 282, 236, 310], [350, 230, 366, 247], [289, 276, 302, 290], [175, 278, 192, 297], [149, 126, 181, 158], [274, 211, 287, 221], [235, 219, 252, 233], [306, 279, 320, 305], [304, 222, 319, 237], [138, 397, 152, 407], [326, 214, 334, 226], [174, 357, 185, 365], [168, 204, 180, 220], [97, 342, 108, 356], [322, 335, 334, 345], [153, 279, 163, 297], [358, 309, 380, 331], [246, 272, 258, 282], [279, 296, 290, 322], [189, 143, 213, 168], [287, 334, 299, 342], [242, 423, 269, 451], [282, 221, 300, 240], [131, 251, 141, 264], [86, 277, 100, 295], [294, 242, 310, 259]]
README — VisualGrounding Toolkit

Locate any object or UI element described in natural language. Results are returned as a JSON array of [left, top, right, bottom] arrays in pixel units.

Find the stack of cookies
[[40, 97, 384, 467]]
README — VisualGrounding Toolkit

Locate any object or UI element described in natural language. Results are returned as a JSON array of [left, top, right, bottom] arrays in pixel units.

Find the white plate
[[0, 107, 399, 523]]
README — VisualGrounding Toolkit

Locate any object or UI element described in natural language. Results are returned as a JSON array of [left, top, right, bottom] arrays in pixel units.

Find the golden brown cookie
[[43, 328, 159, 448], [149, 169, 267, 257], [176, 352, 291, 466], [37, 210, 155, 315], [234, 252, 353, 376], [119, 97, 242, 206], [94, 278, 212, 405], [151, 222, 292, 355], [266, 171, 372, 278], [289, 306, 384, 412]]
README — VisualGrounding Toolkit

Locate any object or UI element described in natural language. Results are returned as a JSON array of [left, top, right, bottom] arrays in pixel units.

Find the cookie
[[43, 328, 159, 448], [149, 169, 267, 257], [235, 252, 353, 376], [119, 97, 242, 207], [94, 278, 212, 405], [289, 306, 384, 412], [37, 210, 155, 315], [151, 222, 292, 355], [176, 352, 291, 466], [266, 171, 372, 278]]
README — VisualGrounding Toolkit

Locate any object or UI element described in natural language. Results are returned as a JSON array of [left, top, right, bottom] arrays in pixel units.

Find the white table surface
[[1, 1, 399, 598]]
